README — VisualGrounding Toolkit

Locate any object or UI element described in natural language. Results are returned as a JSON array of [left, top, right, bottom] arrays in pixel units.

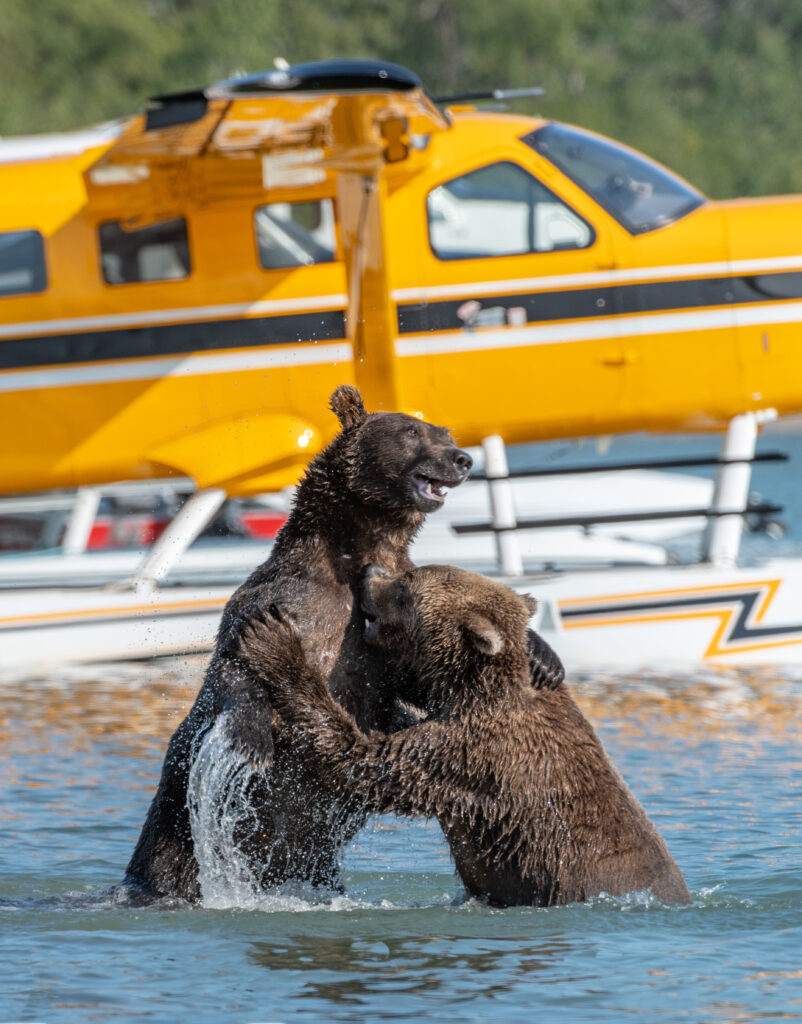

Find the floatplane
[[2, 58, 802, 671]]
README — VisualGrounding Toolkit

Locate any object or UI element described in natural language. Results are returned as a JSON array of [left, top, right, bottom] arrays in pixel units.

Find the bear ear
[[462, 611, 503, 657], [520, 593, 538, 616], [330, 385, 368, 431]]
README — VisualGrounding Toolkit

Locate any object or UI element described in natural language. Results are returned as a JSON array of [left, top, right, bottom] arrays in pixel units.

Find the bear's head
[[359, 563, 537, 709], [328, 385, 473, 515]]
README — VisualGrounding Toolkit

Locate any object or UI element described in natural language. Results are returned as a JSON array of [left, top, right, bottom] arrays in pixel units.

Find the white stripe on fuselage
[[3, 298, 802, 393], [0, 294, 349, 340], [390, 255, 802, 304], [395, 300, 802, 357], [0, 342, 354, 393]]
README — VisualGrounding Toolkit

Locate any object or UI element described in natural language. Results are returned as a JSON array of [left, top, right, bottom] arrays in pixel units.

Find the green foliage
[[2, 0, 801, 197]]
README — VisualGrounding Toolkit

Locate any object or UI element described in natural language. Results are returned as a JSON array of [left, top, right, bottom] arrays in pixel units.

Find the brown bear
[[123, 387, 563, 901], [234, 564, 692, 907]]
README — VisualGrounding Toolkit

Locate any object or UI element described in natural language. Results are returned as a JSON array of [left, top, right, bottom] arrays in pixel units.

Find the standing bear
[[124, 387, 563, 901], [235, 564, 692, 907]]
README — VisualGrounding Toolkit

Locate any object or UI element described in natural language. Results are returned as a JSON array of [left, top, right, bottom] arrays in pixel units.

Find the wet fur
[[237, 567, 692, 908], [124, 388, 562, 900]]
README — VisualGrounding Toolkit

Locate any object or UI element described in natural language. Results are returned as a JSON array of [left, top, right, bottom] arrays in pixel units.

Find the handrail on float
[[468, 451, 788, 481], [469, 411, 785, 575], [453, 502, 785, 535]]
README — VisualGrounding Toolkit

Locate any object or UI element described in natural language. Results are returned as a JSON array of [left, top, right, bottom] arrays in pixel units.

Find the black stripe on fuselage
[[5, 268, 802, 370], [396, 270, 802, 333], [0, 309, 347, 371]]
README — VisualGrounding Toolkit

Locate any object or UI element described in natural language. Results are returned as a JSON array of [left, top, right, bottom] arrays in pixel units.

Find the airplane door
[[725, 200, 802, 422], [606, 203, 738, 432], [524, 119, 740, 432], [390, 156, 622, 445]]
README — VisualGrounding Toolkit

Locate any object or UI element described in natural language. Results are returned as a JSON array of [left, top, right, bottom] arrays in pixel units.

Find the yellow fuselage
[[2, 108, 802, 497]]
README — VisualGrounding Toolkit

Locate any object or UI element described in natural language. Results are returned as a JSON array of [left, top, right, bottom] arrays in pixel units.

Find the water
[[2, 431, 802, 1023]]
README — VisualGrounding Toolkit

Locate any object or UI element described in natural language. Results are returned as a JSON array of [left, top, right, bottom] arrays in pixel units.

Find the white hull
[[4, 557, 802, 673], [0, 451, 793, 673], [521, 558, 802, 670], [0, 541, 269, 589], [0, 584, 231, 672]]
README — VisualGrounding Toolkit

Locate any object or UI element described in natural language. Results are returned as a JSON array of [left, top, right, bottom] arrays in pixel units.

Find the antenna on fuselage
[[432, 86, 545, 105]]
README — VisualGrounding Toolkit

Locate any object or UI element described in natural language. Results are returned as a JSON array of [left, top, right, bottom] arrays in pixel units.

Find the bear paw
[[526, 628, 566, 690], [232, 603, 304, 683]]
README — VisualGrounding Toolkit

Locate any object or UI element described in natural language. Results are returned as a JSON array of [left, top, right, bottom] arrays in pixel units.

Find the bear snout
[[359, 567, 405, 630], [416, 444, 472, 484], [359, 571, 390, 643], [359, 566, 392, 616], [451, 447, 473, 478], [408, 446, 472, 510]]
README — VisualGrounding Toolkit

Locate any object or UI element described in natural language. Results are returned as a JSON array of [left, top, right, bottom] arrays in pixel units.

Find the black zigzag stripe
[[560, 588, 802, 646]]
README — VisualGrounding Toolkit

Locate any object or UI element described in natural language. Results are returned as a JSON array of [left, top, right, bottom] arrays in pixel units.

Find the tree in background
[[2, 0, 801, 198]]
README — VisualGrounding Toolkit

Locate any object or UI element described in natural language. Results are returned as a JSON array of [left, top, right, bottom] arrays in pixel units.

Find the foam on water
[[0, 881, 772, 920]]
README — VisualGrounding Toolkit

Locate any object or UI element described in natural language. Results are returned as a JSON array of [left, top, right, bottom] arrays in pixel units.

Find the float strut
[[117, 487, 227, 593], [61, 487, 101, 555], [482, 434, 523, 576], [702, 410, 777, 567]]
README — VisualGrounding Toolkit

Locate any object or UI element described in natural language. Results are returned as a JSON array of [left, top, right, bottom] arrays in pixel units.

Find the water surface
[[1, 657, 800, 1023]]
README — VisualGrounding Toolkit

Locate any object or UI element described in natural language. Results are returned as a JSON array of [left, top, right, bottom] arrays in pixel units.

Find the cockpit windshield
[[523, 123, 705, 235]]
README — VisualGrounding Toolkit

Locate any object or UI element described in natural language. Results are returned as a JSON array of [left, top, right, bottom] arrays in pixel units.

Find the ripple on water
[[0, 659, 800, 1023]]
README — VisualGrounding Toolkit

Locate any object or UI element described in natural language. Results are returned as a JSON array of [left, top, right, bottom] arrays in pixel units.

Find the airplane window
[[0, 229, 46, 296], [99, 218, 191, 285], [255, 199, 336, 269], [427, 162, 593, 261], [524, 123, 705, 235]]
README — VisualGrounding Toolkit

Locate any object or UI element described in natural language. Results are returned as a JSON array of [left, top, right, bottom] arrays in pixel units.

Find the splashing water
[[186, 713, 277, 909], [186, 714, 410, 913]]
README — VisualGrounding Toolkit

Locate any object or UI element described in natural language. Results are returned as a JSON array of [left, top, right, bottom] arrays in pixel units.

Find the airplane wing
[[85, 59, 451, 211]]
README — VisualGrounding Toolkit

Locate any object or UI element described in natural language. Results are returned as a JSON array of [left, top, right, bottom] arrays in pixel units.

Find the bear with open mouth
[[124, 387, 563, 901]]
